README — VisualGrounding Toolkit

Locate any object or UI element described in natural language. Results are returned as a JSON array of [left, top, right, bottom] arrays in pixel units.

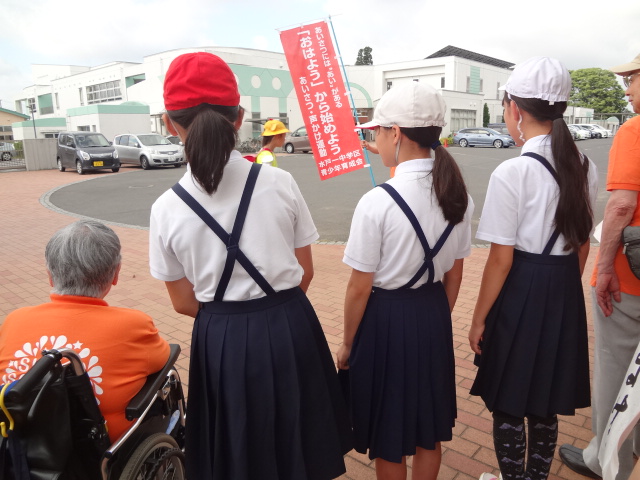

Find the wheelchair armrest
[[125, 344, 181, 421]]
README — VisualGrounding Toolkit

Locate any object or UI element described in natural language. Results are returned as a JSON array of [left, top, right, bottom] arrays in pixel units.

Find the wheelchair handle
[[6, 350, 62, 403]]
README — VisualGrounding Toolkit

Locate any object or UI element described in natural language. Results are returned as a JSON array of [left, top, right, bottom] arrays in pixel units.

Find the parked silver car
[[114, 134, 183, 169], [284, 126, 311, 154], [453, 128, 515, 148], [0, 142, 17, 161]]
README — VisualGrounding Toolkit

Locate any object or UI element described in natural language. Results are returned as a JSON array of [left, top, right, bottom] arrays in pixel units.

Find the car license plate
[[93, 161, 104, 167]]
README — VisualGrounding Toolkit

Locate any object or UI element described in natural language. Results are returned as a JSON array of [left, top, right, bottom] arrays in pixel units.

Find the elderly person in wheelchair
[[0, 220, 183, 479]]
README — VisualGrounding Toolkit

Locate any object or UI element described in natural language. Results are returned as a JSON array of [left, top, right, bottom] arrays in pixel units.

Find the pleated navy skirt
[[185, 287, 353, 480], [349, 282, 456, 463], [470, 250, 591, 418]]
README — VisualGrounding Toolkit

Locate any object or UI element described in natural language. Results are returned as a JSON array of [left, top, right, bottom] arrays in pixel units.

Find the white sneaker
[[478, 474, 502, 480]]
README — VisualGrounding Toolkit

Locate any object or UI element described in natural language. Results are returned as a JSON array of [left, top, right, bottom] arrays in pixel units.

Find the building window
[[413, 78, 419, 82], [55, 93, 59, 110], [79, 88, 84, 106], [479, 79, 483, 93], [386, 81, 393, 91], [450, 109, 477, 132], [87, 80, 122, 104], [78, 125, 90, 131], [441, 77, 445, 88], [497, 82, 501, 100]]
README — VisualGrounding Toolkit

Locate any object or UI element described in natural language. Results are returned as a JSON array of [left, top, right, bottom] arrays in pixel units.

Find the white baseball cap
[[503, 56, 571, 104], [357, 82, 447, 129]]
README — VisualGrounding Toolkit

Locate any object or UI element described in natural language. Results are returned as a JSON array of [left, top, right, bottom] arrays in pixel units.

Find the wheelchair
[[0, 344, 186, 480]]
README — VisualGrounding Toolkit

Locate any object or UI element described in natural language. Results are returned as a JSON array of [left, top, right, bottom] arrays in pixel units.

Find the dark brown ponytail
[[400, 126, 469, 224], [167, 104, 238, 194], [504, 93, 593, 252]]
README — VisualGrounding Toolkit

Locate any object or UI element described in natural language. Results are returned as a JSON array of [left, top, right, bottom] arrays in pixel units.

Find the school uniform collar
[[394, 158, 434, 175], [520, 134, 551, 154], [185, 149, 244, 174]]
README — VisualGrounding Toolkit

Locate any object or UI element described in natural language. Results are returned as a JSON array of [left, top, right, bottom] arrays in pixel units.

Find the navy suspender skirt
[[348, 183, 457, 462], [470, 153, 591, 418], [172, 164, 352, 480]]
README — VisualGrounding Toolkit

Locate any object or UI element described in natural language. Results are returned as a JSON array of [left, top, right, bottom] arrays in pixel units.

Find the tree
[[483, 103, 490, 127], [570, 68, 627, 113], [355, 47, 373, 65]]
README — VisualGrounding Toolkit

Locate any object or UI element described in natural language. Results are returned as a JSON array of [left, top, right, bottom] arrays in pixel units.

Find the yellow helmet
[[261, 119, 289, 136]]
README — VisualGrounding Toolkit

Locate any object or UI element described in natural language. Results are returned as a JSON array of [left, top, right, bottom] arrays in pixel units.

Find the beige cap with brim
[[610, 53, 640, 76]]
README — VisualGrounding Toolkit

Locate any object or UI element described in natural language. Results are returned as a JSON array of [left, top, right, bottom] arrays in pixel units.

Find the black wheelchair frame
[[0, 344, 186, 480]]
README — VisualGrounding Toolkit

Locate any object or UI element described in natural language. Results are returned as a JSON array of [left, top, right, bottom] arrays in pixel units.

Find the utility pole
[[28, 104, 37, 138]]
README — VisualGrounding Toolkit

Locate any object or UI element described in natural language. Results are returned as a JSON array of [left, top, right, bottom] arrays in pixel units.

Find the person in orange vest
[[256, 119, 289, 167]]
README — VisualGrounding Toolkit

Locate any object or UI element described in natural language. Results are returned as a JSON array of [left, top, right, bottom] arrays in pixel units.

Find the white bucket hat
[[357, 82, 447, 129], [610, 53, 640, 76], [503, 56, 571, 104]]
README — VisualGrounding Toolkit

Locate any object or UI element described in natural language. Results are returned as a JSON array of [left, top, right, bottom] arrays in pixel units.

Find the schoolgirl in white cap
[[468, 57, 599, 480], [337, 82, 474, 479]]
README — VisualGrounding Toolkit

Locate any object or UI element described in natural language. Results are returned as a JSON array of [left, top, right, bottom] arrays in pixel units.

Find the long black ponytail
[[400, 126, 468, 224], [167, 104, 238, 194], [504, 93, 592, 252]]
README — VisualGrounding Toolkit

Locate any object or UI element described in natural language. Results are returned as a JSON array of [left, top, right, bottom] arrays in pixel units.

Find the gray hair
[[45, 220, 121, 298]]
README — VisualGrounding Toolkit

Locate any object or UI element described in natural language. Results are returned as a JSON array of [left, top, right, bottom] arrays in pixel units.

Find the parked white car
[[583, 124, 612, 138], [567, 125, 589, 140]]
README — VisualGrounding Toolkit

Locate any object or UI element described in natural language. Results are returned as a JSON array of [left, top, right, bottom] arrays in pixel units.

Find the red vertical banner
[[280, 21, 365, 180]]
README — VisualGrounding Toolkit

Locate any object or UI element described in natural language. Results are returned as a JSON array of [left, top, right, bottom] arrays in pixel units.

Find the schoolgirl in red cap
[[469, 57, 598, 480], [149, 52, 352, 480]]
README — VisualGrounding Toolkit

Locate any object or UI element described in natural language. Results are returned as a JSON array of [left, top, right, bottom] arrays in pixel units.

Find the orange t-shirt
[[0, 294, 170, 442], [591, 116, 640, 295]]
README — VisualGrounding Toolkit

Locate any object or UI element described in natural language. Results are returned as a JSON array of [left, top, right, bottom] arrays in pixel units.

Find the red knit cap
[[163, 52, 240, 110]]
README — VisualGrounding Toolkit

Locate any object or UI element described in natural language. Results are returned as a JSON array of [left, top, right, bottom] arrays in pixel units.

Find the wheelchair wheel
[[119, 432, 185, 480]]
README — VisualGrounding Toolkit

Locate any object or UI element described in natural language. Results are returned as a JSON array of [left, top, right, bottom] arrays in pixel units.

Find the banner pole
[[328, 16, 376, 187]]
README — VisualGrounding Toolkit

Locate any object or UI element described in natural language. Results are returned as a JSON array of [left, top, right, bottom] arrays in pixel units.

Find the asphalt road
[[46, 138, 613, 243]]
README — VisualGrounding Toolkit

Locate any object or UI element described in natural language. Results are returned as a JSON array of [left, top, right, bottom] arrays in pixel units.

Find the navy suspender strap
[[378, 183, 455, 288], [521, 152, 561, 255], [171, 163, 276, 300]]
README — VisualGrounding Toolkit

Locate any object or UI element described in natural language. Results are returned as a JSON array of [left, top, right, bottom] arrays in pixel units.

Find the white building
[[11, 45, 588, 141]]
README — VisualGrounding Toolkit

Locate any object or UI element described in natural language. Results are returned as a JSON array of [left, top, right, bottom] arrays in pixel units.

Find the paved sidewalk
[[0, 169, 597, 480]]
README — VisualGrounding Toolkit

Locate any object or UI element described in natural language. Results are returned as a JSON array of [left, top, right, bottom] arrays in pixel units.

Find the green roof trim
[[0, 107, 29, 119], [67, 104, 150, 116], [13, 117, 66, 127], [125, 73, 146, 88]]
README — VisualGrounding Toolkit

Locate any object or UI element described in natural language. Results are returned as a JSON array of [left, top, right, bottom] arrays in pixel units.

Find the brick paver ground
[[0, 169, 598, 480]]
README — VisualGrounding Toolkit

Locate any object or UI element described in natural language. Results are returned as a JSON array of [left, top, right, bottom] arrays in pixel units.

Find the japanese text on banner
[[280, 21, 364, 180]]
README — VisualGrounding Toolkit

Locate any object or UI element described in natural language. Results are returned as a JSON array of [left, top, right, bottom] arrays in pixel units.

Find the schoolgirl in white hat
[[468, 57, 599, 480], [338, 82, 474, 479]]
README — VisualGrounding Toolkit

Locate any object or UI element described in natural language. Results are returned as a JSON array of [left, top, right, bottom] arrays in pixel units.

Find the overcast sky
[[1, 0, 639, 108]]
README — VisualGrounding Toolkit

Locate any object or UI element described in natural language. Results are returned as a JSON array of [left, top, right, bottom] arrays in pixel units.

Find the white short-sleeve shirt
[[476, 135, 599, 254], [149, 150, 319, 302], [343, 158, 474, 289]]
